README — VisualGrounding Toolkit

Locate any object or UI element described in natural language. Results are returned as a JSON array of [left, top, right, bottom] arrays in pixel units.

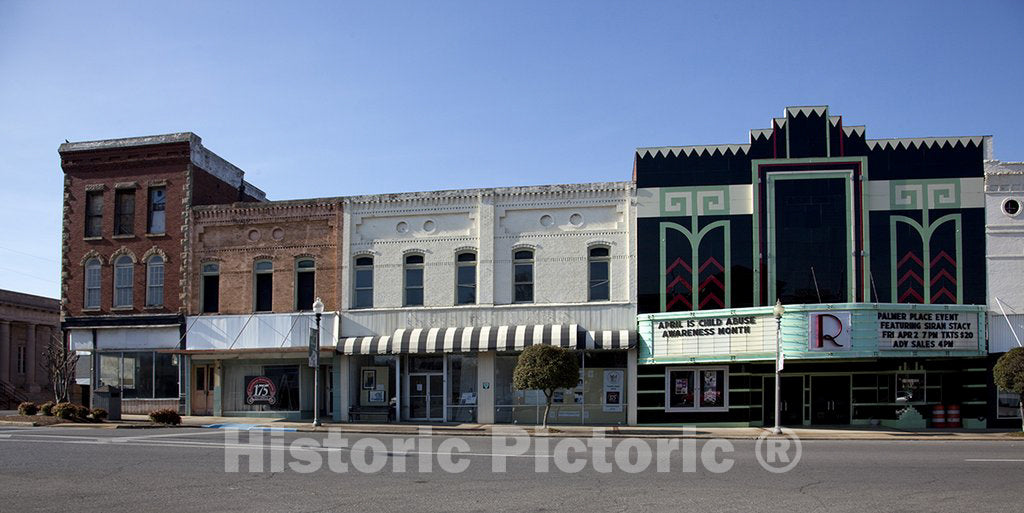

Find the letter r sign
[[808, 311, 852, 351]]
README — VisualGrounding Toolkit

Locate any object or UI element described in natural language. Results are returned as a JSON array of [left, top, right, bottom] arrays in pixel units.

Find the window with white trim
[[113, 255, 134, 308], [513, 249, 534, 303], [665, 366, 728, 412], [353, 256, 373, 309], [84, 258, 101, 309], [588, 246, 610, 301], [456, 251, 476, 305], [146, 255, 164, 307], [404, 254, 424, 307]]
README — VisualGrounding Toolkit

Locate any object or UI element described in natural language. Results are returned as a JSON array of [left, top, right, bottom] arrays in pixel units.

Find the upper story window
[[254, 260, 273, 312], [147, 187, 166, 234], [201, 262, 219, 313], [85, 191, 103, 238], [84, 258, 101, 309], [588, 246, 611, 301], [295, 258, 316, 311], [353, 256, 374, 309], [113, 255, 134, 308], [114, 189, 135, 236], [456, 251, 476, 305], [513, 249, 534, 303], [146, 255, 164, 307], [404, 254, 424, 307]]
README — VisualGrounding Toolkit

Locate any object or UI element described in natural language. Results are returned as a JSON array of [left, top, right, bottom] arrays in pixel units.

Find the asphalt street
[[0, 425, 1021, 512]]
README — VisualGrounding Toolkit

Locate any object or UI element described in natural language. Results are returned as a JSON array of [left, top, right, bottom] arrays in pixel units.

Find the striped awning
[[338, 324, 635, 355]]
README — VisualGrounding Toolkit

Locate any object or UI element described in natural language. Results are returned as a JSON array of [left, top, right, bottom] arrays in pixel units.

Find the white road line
[[965, 459, 1024, 462], [109, 430, 228, 443]]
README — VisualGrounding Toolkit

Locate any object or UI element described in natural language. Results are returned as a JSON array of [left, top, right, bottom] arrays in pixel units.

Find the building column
[[25, 324, 38, 392], [627, 348, 638, 426], [0, 321, 10, 383], [477, 351, 495, 424], [334, 353, 347, 422]]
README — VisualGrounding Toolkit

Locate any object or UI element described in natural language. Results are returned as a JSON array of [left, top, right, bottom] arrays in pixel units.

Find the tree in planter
[[994, 347, 1024, 432], [512, 345, 579, 428], [42, 332, 78, 404]]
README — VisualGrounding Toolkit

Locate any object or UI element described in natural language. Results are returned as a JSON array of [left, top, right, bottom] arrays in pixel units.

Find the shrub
[[17, 402, 38, 416], [52, 403, 91, 421], [149, 408, 182, 425], [513, 345, 580, 428], [39, 401, 55, 416], [90, 408, 109, 421]]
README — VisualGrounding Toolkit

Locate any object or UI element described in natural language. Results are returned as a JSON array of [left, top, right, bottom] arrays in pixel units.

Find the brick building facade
[[60, 133, 265, 413]]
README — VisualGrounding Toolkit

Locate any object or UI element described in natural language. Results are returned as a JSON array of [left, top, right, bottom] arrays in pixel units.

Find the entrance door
[[811, 375, 851, 425], [191, 364, 214, 415], [763, 376, 804, 426], [409, 373, 444, 421]]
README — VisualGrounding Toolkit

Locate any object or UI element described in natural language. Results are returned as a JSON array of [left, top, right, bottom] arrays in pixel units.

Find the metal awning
[[338, 324, 635, 355]]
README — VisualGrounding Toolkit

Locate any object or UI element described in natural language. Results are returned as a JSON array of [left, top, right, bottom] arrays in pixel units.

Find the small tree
[[994, 347, 1024, 432], [512, 345, 579, 428], [43, 333, 78, 404]]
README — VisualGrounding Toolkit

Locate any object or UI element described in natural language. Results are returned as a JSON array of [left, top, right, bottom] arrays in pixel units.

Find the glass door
[[408, 373, 445, 421]]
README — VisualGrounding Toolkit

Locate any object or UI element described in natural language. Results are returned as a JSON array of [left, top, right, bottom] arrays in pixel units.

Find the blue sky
[[1, 1, 1022, 299]]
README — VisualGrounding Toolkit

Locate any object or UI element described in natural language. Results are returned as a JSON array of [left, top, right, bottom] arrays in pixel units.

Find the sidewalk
[[117, 414, 1022, 440]]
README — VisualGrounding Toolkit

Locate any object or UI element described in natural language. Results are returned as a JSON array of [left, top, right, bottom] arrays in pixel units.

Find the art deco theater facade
[[634, 106, 992, 428]]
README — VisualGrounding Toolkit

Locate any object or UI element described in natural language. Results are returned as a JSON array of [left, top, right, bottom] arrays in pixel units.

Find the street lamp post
[[772, 299, 785, 435], [312, 297, 324, 427]]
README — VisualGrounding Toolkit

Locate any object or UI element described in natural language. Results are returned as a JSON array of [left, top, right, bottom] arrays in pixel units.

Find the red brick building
[[60, 133, 265, 412]]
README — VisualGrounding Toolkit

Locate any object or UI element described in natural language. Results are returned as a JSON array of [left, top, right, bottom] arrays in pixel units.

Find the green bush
[[39, 401, 55, 416], [17, 401, 38, 416], [149, 408, 182, 425], [90, 408, 108, 421], [52, 399, 88, 419], [513, 345, 580, 427]]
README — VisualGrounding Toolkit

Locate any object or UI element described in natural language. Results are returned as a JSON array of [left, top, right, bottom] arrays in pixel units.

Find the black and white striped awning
[[338, 324, 635, 355]]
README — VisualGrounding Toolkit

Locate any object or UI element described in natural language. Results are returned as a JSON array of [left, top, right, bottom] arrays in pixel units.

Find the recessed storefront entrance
[[763, 375, 804, 426], [408, 373, 444, 421], [192, 364, 214, 415], [811, 375, 851, 425]]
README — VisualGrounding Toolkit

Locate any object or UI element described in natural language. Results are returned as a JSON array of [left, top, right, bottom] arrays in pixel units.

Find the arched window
[[404, 253, 425, 307], [146, 255, 165, 307], [84, 258, 101, 309], [201, 262, 219, 313], [254, 260, 273, 312], [455, 251, 476, 305], [113, 255, 134, 308], [513, 249, 534, 303], [295, 258, 316, 311], [353, 256, 374, 309], [588, 246, 610, 301]]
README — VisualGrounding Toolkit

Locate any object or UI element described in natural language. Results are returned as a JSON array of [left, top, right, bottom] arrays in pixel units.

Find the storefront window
[[665, 366, 728, 412], [447, 355, 477, 422], [350, 355, 396, 421], [264, 365, 301, 411], [495, 351, 628, 425], [97, 351, 178, 399]]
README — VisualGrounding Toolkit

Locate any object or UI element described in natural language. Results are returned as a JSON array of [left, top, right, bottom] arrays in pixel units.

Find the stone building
[[182, 198, 342, 417], [60, 133, 265, 413], [0, 289, 60, 406]]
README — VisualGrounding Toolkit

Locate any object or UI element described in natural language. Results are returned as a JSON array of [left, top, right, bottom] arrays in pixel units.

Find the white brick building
[[334, 182, 639, 424]]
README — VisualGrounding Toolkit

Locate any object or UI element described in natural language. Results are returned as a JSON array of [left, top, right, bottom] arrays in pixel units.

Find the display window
[[665, 366, 728, 412], [997, 390, 1022, 419]]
